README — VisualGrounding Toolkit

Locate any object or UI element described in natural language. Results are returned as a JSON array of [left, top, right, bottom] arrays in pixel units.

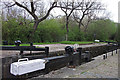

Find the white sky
[[51, 0, 120, 23], [1, 0, 120, 22], [101, 0, 119, 23]]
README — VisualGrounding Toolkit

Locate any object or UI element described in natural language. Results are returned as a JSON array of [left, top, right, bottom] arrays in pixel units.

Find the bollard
[[15, 40, 21, 46], [30, 43, 33, 54], [65, 46, 74, 55], [105, 53, 107, 58], [20, 50, 23, 55], [30, 51, 32, 54], [116, 49, 117, 54], [103, 55, 106, 60], [65, 46, 74, 67], [19, 50, 23, 58], [111, 51, 113, 56], [45, 47, 49, 57], [30, 43, 33, 46]]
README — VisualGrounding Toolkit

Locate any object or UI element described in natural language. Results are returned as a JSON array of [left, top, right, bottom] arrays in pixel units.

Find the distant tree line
[[116, 23, 120, 42], [2, 16, 117, 44], [2, 0, 106, 41], [1, 0, 118, 44]]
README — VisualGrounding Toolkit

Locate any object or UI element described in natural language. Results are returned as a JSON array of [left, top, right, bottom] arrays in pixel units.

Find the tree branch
[[4, 3, 15, 7], [38, 2, 57, 23], [30, 0, 35, 13], [13, 0, 38, 20]]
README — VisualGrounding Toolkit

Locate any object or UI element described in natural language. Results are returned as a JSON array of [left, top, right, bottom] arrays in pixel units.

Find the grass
[[105, 40, 116, 42], [0, 44, 30, 47], [34, 41, 94, 45], [1, 41, 98, 46], [60, 41, 94, 44], [33, 42, 59, 45], [81, 71, 86, 74], [0, 45, 15, 46], [0, 44, 43, 48], [28, 41, 94, 45]]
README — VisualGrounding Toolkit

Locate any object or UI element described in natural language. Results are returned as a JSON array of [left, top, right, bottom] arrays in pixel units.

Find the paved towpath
[[31, 50, 119, 78]]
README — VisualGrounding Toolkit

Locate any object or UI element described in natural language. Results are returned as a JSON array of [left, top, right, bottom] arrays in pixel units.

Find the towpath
[[31, 50, 119, 78]]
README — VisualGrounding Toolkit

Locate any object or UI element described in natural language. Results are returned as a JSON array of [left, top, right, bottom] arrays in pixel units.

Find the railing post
[[116, 49, 117, 54], [77, 47, 82, 65], [111, 51, 113, 56], [30, 43, 33, 54], [20, 50, 23, 55], [30, 42, 33, 46], [103, 54, 106, 59], [19, 50, 23, 58], [106, 53, 107, 58], [45, 47, 49, 57]]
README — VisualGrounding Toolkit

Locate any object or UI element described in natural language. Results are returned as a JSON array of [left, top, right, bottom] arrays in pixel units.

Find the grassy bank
[[1, 41, 95, 46], [60, 41, 93, 44]]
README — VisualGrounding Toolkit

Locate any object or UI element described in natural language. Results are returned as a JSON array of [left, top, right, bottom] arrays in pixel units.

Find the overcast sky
[[51, 0, 120, 23], [1, 0, 120, 23], [101, 0, 119, 22]]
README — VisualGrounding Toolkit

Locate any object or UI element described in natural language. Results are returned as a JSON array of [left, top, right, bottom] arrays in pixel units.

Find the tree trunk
[[65, 17, 69, 41], [29, 21, 39, 41], [33, 21, 39, 32], [78, 14, 85, 32], [78, 23, 81, 32], [65, 34, 68, 41]]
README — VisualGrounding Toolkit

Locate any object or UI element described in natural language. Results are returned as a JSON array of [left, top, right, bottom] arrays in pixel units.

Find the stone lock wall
[[1, 44, 119, 79]]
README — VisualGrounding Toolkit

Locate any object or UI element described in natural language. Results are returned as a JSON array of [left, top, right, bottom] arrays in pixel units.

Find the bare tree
[[83, 11, 96, 32], [2, 2, 16, 20], [94, 10, 111, 20], [2, 0, 58, 32], [58, 0, 81, 41], [13, 0, 58, 32], [2, 3, 30, 25], [73, 0, 103, 31]]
